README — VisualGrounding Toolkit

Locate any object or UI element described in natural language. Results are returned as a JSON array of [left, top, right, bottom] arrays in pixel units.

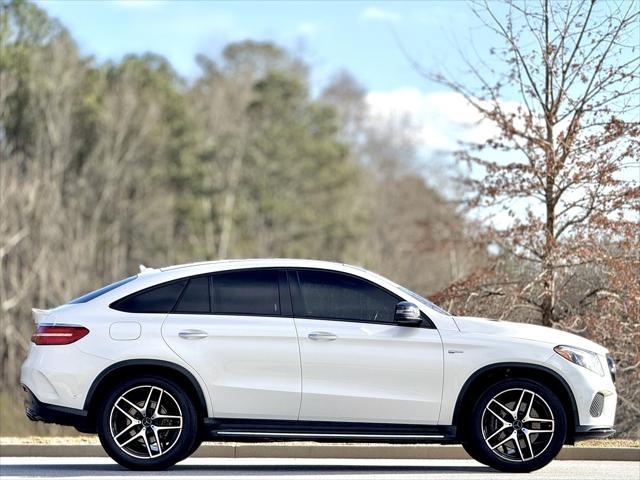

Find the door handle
[[178, 329, 208, 340], [308, 331, 338, 341]]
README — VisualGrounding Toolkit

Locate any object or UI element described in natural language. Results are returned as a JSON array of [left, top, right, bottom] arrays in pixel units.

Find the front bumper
[[22, 385, 91, 432], [574, 426, 616, 441], [545, 352, 617, 430]]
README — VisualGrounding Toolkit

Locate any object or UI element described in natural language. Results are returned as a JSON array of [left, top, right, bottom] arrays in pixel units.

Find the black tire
[[97, 375, 199, 470], [461, 441, 488, 465], [466, 379, 567, 473], [179, 437, 203, 462]]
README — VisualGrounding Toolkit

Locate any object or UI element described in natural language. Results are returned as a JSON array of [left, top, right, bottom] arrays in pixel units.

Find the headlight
[[606, 354, 616, 383], [554, 345, 604, 376]]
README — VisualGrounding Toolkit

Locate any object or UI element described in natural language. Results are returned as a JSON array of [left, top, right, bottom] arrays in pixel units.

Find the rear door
[[162, 269, 301, 420], [290, 268, 443, 425]]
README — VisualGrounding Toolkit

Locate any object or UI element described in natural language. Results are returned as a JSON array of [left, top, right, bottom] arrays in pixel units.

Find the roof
[[122, 258, 393, 298], [150, 259, 403, 293], [158, 258, 350, 272]]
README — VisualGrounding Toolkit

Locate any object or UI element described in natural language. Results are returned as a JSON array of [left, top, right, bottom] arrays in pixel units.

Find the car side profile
[[21, 259, 616, 472]]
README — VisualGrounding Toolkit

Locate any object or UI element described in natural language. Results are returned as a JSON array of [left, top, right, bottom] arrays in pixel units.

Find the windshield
[[397, 285, 451, 316], [68, 275, 137, 304]]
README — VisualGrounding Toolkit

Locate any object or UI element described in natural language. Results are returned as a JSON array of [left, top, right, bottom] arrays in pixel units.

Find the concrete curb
[[0, 443, 638, 461]]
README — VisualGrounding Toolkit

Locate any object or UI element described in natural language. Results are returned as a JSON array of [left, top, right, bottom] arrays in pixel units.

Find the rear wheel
[[467, 379, 567, 473], [180, 436, 203, 461], [97, 375, 198, 470]]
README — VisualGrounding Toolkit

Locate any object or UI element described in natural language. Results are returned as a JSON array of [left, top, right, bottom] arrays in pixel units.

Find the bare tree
[[427, 0, 639, 436]]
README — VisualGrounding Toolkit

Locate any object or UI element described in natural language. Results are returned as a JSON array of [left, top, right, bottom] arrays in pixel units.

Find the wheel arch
[[452, 362, 578, 444], [83, 359, 209, 433]]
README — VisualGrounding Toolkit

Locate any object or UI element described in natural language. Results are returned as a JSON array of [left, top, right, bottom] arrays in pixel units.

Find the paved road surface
[[1, 457, 638, 480]]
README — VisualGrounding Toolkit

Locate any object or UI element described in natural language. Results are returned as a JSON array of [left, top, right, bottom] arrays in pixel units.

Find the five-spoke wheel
[[98, 376, 198, 470], [481, 388, 555, 462], [468, 379, 566, 473], [110, 385, 183, 459]]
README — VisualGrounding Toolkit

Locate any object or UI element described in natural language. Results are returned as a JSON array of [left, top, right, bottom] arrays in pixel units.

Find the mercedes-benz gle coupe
[[21, 259, 616, 471]]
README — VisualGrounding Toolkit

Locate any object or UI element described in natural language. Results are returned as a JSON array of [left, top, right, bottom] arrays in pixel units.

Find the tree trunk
[[540, 0, 555, 328]]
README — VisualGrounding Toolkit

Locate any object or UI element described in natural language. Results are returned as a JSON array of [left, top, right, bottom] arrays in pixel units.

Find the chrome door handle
[[308, 331, 338, 341], [178, 329, 208, 340]]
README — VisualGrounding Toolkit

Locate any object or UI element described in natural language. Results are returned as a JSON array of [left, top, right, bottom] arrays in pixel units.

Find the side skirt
[[203, 418, 457, 444]]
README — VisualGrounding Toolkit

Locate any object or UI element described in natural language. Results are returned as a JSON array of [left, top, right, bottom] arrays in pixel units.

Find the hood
[[453, 316, 608, 354]]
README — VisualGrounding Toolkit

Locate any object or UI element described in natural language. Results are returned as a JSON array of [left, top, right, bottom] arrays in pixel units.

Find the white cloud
[[366, 88, 520, 229], [361, 7, 401, 23], [365, 88, 498, 152]]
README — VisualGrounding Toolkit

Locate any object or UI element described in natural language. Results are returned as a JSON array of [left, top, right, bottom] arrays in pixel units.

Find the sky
[[36, 0, 490, 92], [35, 0, 502, 172]]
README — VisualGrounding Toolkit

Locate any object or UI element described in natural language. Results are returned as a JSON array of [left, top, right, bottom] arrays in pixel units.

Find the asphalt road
[[1, 457, 639, 480]]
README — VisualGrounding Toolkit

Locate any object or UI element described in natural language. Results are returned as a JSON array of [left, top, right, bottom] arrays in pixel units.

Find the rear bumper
[[22, 385, 92, 432]]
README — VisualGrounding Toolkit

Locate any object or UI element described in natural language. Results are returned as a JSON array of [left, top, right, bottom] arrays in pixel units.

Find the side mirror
[[394, 301, 422, 325]]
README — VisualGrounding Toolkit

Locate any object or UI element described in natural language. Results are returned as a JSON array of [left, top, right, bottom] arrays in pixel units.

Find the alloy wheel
[[481, 388, 555, 462], [109, 385, 183, 459]]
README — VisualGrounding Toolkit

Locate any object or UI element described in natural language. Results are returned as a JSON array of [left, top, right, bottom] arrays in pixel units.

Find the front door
[[289, 269, 443, 425], [162, 269, 301, 420]]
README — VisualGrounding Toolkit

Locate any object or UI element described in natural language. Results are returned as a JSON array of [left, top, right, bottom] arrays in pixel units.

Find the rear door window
[[174, 276, 210, 313], [211, 269, 280, 316]]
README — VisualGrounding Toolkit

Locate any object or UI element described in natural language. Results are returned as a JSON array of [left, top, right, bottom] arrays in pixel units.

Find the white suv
[[21, 259, 616, 472]]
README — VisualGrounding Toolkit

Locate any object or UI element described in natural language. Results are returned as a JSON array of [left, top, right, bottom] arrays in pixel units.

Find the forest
[[1, 0, 638, 437]]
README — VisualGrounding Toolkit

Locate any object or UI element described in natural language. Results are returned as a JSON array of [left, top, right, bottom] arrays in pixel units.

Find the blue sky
[[36, 0, 491, 93]]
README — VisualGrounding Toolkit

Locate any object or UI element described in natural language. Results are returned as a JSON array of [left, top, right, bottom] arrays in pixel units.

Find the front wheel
[[467, 379, 567, 473], [97, 376, 198, 470]]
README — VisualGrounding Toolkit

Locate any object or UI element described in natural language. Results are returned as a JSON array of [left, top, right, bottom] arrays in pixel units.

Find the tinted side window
[[174, 276, 210, 313], [212, 270, 280, 316], [294, 270, 397, 322], [113, 281, 186, 313]]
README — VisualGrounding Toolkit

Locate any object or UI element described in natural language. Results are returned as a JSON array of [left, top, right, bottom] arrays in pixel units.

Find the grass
[[1, 436, 98, 445], [575, 439, 640, 448]]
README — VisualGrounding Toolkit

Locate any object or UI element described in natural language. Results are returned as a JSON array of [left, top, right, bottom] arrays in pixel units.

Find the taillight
[[31, 325, 89, 345]]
